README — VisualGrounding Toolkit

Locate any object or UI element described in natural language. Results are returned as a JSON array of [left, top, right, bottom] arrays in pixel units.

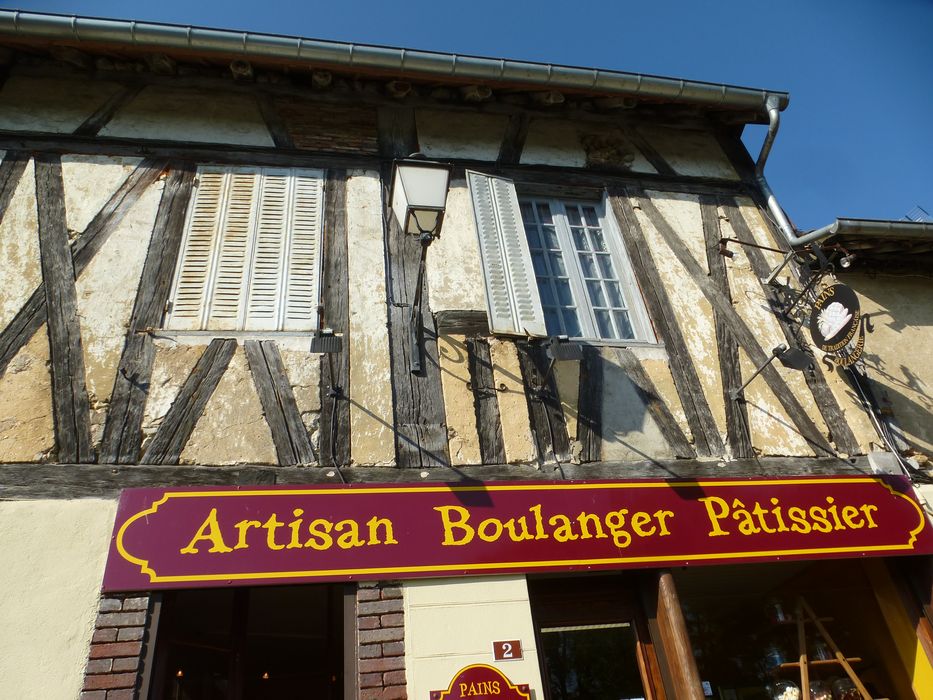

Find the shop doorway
[[145, 583, 348, 699], [529, 575, 665, 700]]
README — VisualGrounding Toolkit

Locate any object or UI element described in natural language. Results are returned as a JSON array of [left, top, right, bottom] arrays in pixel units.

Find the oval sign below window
[[810, 284, 861, 354]]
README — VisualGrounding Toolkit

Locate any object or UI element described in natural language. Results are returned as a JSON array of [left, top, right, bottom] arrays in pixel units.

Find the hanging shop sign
[[102, 475, 933, 591], [431, 665, 530, 700], [809, 283, 872, 367]]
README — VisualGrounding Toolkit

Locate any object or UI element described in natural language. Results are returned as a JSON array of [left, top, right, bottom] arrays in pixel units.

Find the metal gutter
[[806, 218, 933, 244], [0, 10, 789, 113]]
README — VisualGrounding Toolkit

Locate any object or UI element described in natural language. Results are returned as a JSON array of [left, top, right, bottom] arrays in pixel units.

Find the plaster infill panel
[[346, 170, 395, 465], [0, 327, 54, 462], [61, 155, 142, 235], [179, 345, 278, 465], [0, 156, 40, 332], [521, 119, 586, 167], [416, 109, 508, 161], [721, 206, 831, 456], [0, 498, 117, 700], [142, 342, 205, 453], [101, 85, 274, 147], [438, 334, 482, 466], [579, 123, 657, 173], [488, 339, 536, 464], [599, 349, 675, 461], [426, 181, 486, 313], [638, 124, 738, 180], [75, 170, 164, 449], [0, 76, 121, 134], [405, 577, 545, 700], [637, 193, 727, 444], [279, 349, 322, 447]]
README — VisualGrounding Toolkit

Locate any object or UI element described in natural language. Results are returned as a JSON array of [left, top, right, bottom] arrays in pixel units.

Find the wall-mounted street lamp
[[390, 156, 451, 373]]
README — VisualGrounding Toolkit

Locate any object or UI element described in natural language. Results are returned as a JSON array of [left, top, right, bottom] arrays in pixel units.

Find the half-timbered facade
[[1, 10, 932, 700]]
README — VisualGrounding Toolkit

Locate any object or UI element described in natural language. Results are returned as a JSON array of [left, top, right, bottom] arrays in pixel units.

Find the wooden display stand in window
[[774, 597, 871, 700]]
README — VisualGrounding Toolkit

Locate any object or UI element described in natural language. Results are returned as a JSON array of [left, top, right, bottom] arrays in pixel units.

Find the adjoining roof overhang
[[821, 219, 933, 265], [0, 10, 790, 116]]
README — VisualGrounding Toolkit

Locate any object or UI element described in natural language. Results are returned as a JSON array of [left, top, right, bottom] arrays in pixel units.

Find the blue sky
[[15, 0, 932, 229]]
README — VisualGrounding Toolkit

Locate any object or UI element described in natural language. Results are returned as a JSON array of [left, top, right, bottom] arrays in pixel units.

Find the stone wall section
[[80, 592, 152, 700], [358, 581, 408, 699]]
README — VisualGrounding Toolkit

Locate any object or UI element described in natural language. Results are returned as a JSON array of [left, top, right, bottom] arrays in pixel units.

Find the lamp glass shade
[[391, 161, 450, 235]]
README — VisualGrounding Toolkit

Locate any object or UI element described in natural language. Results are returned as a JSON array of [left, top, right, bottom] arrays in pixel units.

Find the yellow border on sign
[[114, 477, 929, 584], [433, 664, 531, 700]]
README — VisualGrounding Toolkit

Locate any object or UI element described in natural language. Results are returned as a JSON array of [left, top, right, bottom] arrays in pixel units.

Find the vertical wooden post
[[654, 570, 704, 699]]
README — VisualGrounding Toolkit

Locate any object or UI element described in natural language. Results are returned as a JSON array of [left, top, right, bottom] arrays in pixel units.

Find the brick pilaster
[[357, 582, 407, 700], [81, 592, 151, 700]]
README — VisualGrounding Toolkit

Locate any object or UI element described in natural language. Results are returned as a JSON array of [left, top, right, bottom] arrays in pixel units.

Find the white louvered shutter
[[206, 171, 261, 330], [467, 171, 546, 337], [166, 169, 227, 330], [244, 170, 289, 331], [282, 170, 324, 331]]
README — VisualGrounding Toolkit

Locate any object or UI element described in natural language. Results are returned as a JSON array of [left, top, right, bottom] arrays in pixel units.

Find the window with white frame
[[467, 171, 652, 343], [164, 165, 325, 332]]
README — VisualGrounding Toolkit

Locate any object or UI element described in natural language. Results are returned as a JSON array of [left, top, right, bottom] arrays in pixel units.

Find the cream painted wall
[[0, 498, 117, 700], [845, 273, 933, 455], [427, 180, 486, 313], [416, 110, 508, 161], [404, 576, 545, 700], [0, 76, 121, 133]]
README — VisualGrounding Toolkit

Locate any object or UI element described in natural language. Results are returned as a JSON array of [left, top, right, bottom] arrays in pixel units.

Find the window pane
[[566, 206, 582, 227], [537, 202, 554, 224], [540, 624, 645, 700], [606, 282, 624, 308], [549, 252, 567, 277], [525, 224, 542, 249], [579, 254, 597, 279], [590, 227, 608, 252], [561, 309, 582, 338], [555, 279, 574, 306], [587, 280, 607, 308], [544, 307, 562, 335], [597, 253, 616, 279], [595, 309, 615, 339], [614, 311, 635, 339], [572, 228, 590, 251], [520, 201, 535, 220], [543, 225, 560, 249], [538, 280, 556, 305], [582, 206, 600, 227], [532, 251, 548, 276]]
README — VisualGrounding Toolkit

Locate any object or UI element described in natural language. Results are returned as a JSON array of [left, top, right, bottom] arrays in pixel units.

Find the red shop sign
[[430, 665, 530, 700], [103, 475, 933, 591]]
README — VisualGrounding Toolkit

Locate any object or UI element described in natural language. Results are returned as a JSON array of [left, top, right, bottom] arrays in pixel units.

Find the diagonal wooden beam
[[632, 189, 833, 455], [34, 154, 94, 463], [497, 113, 530, 165], [245, 340, 316, 466], [610, 192, 723, 458], [99, 165, 196, 464], [0, 150, 29, 225], [73, 83, 144, 137], [141, 338, 237, 465], [0, 158, 166, 376]]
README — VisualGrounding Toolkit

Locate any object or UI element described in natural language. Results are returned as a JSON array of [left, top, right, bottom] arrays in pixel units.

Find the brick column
[[357, 581, 407, 699], [81, 592, 152, 700]]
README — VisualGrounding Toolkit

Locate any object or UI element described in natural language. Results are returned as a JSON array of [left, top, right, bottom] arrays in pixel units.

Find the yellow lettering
[[336, 519, 365, 549], [841, 505, 864, 529], [631, 511, 656, 537], [435, 506, 475, 545], [530, 504, 549, 540], [809, 506, 832, 533], [825, 497, 846, 531], [478, 517, 503, 542], [503, 516, 535, 542], [860, 504, 879, 528], [604, 510, 632, 548], [699, 496, 731, 536], [787, 507, 811, 534], [263, 514, 286, 550], [548, 514, 579, 542], [576, 512, 607, 540], [180, 508, 232, 554], [366, 516, 398, 545], [304, 518, 333, 550], [287, 509, 304, 549], [654, 510, 674, 536], [234, 518, 261, 550]]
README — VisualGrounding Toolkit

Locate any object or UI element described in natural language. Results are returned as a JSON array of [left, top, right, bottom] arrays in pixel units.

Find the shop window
[[674, 560, 914, 700], [467, 171, 653, 343], [164, 165, 325, 333], [146, 584, 348, 699], [529, 575, 664, 700]]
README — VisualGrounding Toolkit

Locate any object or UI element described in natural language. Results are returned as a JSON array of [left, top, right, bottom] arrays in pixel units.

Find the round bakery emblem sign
[[810, 284, 862, 362]]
